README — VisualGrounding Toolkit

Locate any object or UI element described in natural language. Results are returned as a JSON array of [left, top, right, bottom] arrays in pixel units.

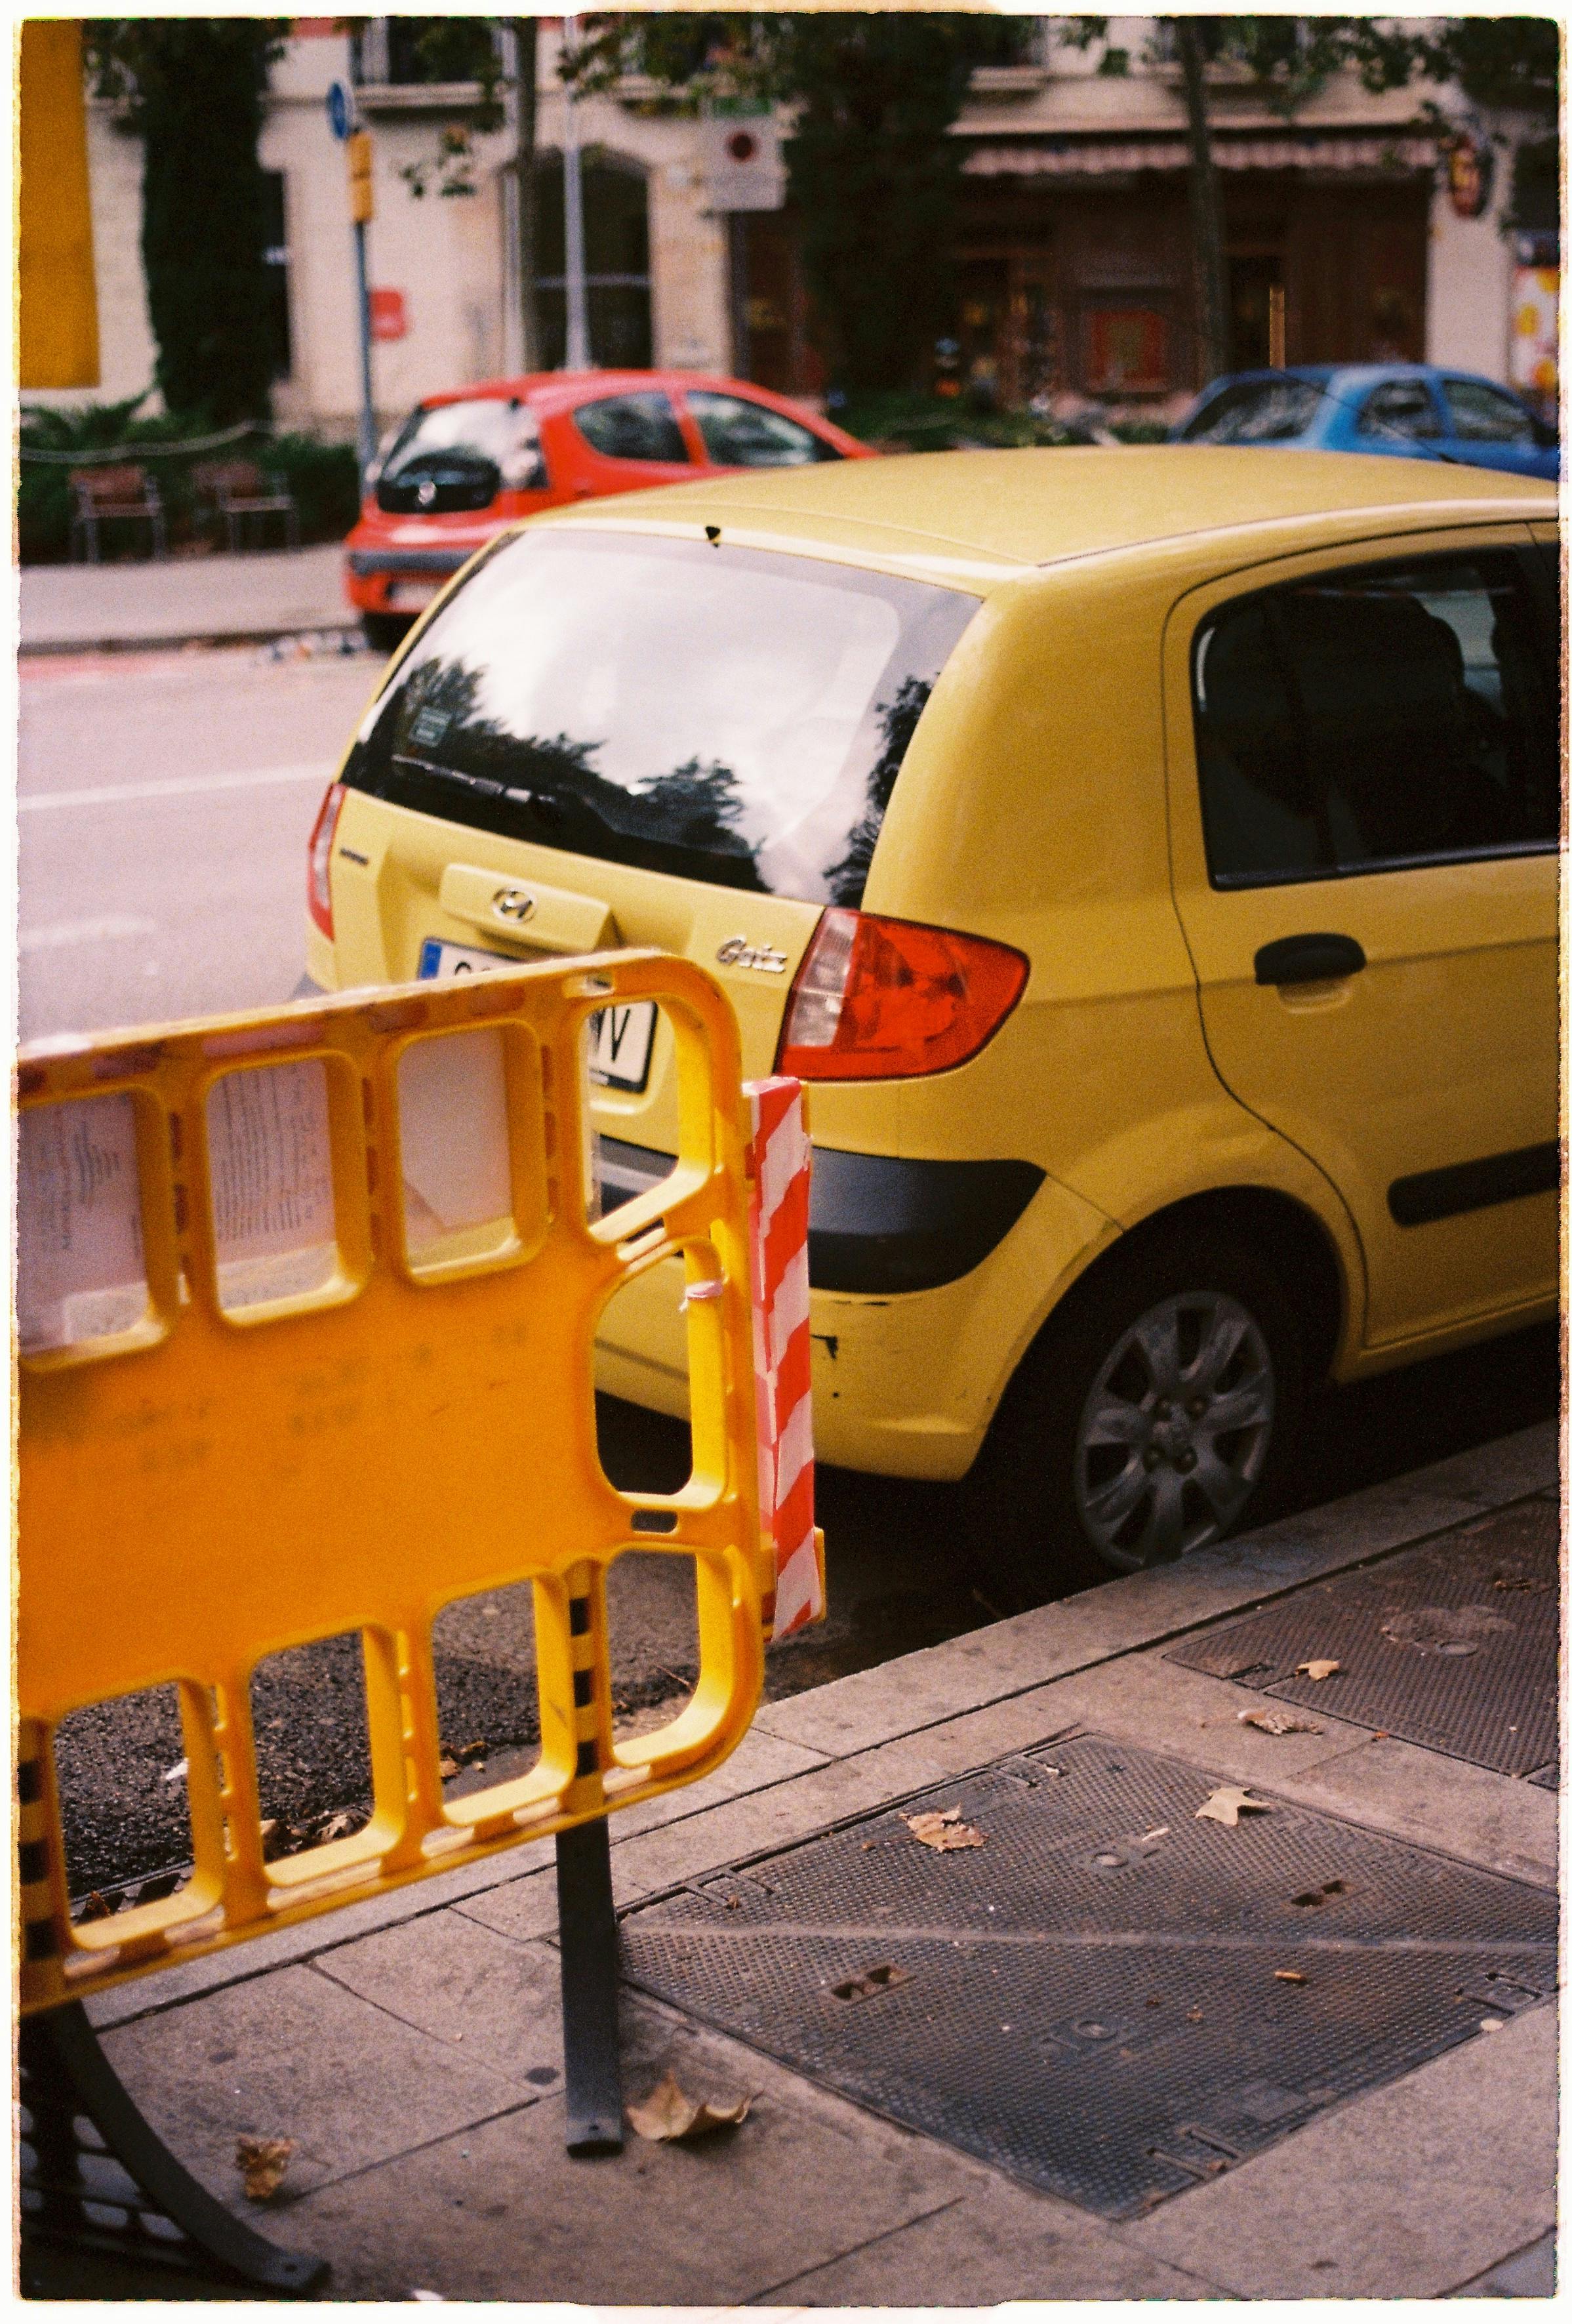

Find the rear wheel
[[361, 611, 412, 655], [975, 1229, 1304, 1597]]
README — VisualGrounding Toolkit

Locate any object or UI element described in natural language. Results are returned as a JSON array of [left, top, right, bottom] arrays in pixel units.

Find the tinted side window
[[1445, 378, 1536, 445], [573, 391, 688, 463], [1193, 553, 1558, 886], [687, 390, 837, 468], [1358, 381, 1442, 440]]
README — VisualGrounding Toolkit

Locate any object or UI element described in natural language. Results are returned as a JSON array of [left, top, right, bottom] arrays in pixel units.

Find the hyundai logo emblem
[[492, 887, 536, 923], [416, 479, 437, 508]]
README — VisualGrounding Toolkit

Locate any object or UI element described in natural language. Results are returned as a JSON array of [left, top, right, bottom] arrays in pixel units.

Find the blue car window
[[1443, 378, 1536, 445], [1181, 378, 1321, 443], [1194, 552, 1558, 887], [1357, 381, 1442, 441]]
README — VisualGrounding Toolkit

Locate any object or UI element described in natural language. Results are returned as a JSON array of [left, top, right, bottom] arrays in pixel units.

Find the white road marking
[[18, 762, 334, 813], [20, 914, 158, 952]]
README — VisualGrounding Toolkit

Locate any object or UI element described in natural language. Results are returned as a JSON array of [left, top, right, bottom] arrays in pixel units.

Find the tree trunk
[[514, 16, 538, 371], [1175, 17, 1230, 383]]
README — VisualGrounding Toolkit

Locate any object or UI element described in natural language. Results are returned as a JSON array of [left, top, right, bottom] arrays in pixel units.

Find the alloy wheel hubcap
[[1074, 1290, 1274, 1570]]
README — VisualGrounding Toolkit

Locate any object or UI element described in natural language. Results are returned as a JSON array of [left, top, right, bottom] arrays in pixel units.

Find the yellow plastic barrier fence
[[16, 953, 769, 2014]]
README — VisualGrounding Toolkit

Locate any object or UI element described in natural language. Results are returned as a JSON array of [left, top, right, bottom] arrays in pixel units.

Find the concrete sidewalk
[[41, 1422, 1562, 2302], [18, 545, 352, 655]]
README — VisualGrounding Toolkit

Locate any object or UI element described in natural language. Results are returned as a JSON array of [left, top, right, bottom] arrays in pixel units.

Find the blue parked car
[[1174, 364, 1559, 482]]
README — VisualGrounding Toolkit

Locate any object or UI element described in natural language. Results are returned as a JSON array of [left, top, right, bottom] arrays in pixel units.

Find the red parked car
[[344, 367, 873, 649]]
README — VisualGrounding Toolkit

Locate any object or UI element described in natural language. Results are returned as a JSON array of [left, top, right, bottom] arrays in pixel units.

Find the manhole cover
[[1165, 1498, 1559, 1778], [620, 1736, 1555, 2218]]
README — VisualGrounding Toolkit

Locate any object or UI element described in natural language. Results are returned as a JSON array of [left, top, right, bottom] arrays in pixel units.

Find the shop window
[[1085, 306, 1169, 394], [536, 152, 652, 369]]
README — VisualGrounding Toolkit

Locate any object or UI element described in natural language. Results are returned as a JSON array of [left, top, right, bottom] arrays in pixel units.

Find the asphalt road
[[20, 645, 1558, 1900]]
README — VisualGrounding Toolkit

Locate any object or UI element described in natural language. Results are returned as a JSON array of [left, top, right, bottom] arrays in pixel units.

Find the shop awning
[[963, 134, 1438, 178]]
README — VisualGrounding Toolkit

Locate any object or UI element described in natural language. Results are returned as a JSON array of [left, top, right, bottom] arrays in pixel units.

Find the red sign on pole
[[369, 288, 407, 342]]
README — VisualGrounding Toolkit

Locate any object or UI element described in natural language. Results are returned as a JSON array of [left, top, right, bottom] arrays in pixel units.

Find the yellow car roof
[[550, 445, 1554, 591]]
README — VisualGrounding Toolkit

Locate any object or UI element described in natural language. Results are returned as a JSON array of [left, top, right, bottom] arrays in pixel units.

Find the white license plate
[[416, 940, 656, 1091], [387, 581, 441, 610]]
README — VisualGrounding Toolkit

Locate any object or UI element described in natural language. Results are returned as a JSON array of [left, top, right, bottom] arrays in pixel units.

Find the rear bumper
[[343, 544, 481, 615], [599, 1135, 1042, 1296], [594, 1137, 1077, 1481]]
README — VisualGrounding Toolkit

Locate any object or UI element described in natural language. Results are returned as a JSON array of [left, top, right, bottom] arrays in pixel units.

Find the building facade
[[31, 16, 1558, 436]]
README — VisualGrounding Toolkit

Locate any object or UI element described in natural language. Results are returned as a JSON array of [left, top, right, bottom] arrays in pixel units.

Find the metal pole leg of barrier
[[555, 1815, 624, 2156], [18, 2001, 329, 2294]]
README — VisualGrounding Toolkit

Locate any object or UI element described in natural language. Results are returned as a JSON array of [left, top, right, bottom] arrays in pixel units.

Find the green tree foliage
[[1345, 16, 1558, 125], [565, 12, 1024, 391], [86, 20, 286, 424]]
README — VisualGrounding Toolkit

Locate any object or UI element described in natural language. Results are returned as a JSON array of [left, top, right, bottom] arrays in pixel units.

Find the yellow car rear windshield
[[340, 529, 977, 904]]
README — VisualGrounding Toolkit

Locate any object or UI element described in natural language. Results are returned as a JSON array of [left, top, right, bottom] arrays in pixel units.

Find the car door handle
[[1254, 933, 1367, 987]]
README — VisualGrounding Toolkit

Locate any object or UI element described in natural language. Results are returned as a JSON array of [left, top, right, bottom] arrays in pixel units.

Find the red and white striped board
[[744, 1076, 825, 1640]]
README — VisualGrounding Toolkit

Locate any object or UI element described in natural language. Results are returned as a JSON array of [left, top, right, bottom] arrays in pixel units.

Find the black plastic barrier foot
[[555, 1816, 625, 2155], [18, 2000, 329, 2294]]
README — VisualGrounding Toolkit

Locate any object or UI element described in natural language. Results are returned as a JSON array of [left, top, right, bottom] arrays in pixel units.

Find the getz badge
[[716, 934, 788, 973]]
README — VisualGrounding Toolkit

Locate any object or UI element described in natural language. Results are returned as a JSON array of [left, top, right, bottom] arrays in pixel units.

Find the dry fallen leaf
[[626, 2070, 750, 2143], [320, 1810, 357, 1843], [235, 2136, 294, 2201], [1295, 1659, 1341, 1682], [902, 1806, 985, 1852], [1274, 1968, 1308, 1984], [438, 1755, 460, 1780], [1238, 1708, 1322, 1736], [1196, 1785, 1274, 1827]]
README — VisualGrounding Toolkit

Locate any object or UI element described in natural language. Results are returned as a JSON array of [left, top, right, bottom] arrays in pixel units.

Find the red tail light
[[776, 908, 1028, 1080], [307, 782, 346, 938]]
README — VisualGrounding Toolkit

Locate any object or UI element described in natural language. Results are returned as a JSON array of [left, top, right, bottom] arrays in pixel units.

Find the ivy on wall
[[86, 18, 286, 424]]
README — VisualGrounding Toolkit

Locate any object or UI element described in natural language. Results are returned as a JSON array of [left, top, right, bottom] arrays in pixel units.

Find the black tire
[[972, 1227, 1306, 1601], [361, 611, 413, 656]]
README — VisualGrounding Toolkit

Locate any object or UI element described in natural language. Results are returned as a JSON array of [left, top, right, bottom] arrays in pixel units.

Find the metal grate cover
[[1165, 1498, 1560, 1780], [619, 1736, 1556, 2218]]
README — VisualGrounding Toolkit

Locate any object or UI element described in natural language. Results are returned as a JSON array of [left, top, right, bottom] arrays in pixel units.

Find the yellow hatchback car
[[300, 449, 1560, 1585]]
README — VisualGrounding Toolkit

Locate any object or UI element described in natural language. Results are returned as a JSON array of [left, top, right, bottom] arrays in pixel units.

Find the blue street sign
[[327, 79, 354, 142]]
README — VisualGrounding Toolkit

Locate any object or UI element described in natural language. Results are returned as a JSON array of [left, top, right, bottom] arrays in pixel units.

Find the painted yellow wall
[[18, 18, 100, 390]]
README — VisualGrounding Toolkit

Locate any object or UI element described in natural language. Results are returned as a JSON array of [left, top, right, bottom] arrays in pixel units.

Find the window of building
[[535, 152, 652, 370], [356, 17, 496, 86], [1192, 552, 1558, 887], [1084, 306, 1169, 393], [262, 170, 291, 382]]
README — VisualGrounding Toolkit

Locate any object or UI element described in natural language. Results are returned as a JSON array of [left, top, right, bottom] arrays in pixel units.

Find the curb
[[20, 624, 368, 659], [85, 1417, 1556, 2035]]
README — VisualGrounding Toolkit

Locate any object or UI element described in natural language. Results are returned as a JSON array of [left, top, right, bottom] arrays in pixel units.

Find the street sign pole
[[560, 14, 591, 369], [329, 80, 378, 488], [352, 202, 377, 483]]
